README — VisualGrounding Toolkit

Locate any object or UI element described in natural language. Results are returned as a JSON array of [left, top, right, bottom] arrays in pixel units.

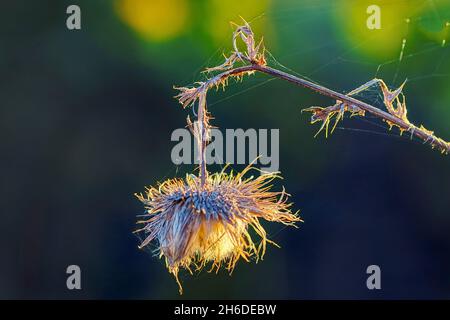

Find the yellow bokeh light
[[115, 0, 189, 41], [333, 0, 423, 58]]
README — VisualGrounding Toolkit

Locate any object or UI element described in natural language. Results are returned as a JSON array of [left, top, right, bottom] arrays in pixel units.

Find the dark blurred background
[[0, 0, 449, 299]]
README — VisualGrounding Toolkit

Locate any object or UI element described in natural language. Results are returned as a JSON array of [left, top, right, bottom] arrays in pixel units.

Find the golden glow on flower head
[[135, 165, 300, 294]]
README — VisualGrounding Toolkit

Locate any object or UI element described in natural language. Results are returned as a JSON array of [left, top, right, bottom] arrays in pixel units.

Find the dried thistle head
[[135, 165, 300, 294], [147, 21, 297, 295]]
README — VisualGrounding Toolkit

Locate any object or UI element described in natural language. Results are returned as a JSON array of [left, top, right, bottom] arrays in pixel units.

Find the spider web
[[140, 2, 450, 276], [173, 1, 450, 250], [186, 1, 450, 151]]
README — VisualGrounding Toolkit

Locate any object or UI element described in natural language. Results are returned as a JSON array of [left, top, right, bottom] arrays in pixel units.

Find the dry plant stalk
[[175, 19, 450, 155], [136, 19, 449, 294]]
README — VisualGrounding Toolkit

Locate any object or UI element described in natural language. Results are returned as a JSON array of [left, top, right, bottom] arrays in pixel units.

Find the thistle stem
[[198, 63, 449, 153], [197, 93, 208, 187]]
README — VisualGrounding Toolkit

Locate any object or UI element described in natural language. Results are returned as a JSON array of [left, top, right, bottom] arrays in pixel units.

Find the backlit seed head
[[135, 165, 300, 294]]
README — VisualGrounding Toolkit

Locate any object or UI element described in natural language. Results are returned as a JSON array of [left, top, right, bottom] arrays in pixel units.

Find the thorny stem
[[175, 20, 449, 186], [253, 64, 449, 152], [197, 93, 208, 187]]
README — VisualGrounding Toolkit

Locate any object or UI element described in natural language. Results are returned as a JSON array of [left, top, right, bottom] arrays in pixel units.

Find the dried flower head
[[135, 165, 300, 294]]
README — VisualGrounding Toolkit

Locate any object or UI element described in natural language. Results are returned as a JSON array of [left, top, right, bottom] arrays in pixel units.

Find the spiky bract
[[135, 166, 300, 294]]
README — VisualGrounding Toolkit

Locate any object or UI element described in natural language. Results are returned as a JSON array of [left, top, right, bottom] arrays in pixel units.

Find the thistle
[[135, 18, 449, 294], [135, 21, 300, 294], [135, 166, 299, 294]]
